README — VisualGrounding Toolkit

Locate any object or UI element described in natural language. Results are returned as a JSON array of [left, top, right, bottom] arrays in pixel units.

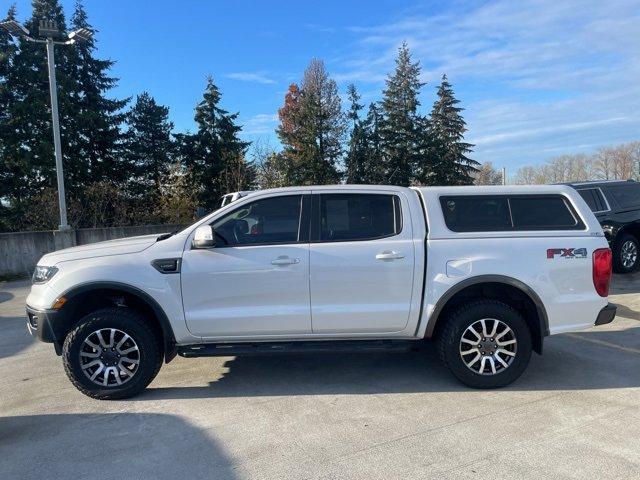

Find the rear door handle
[[376, 250, 405, 261], [271, 256, 300, 266]]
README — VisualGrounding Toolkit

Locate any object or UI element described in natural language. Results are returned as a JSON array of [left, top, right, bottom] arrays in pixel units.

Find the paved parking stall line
[[565, 333, 640, 355]]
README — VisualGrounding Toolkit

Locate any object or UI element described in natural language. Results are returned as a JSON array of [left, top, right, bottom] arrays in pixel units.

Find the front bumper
[[26, 305, 64, 354], [595, 303, 616, 326]]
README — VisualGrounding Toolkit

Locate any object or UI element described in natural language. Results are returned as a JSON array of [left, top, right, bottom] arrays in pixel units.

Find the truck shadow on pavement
[[140, 322, 640, 400], [0, 314, 35, 359], [0, 291, 14, 303], [0, 413, 238, 480]]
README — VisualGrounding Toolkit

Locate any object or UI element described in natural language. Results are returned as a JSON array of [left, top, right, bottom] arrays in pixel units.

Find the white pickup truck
[[26, 185, 616, 399]]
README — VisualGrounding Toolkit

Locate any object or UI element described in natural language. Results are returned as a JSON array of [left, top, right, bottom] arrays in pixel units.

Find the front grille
[[28, 313, 38, 330]]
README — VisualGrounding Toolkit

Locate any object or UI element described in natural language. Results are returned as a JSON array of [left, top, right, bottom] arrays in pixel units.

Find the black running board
[[177, 339, 419, 357]]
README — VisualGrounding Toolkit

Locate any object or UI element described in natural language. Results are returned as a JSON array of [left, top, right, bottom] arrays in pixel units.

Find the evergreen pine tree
[[277, 59, 345, 185], [424, 75, 478, 185], [0, 1, 128, 229], [344, 84, 369, 183], [0, 4, 19, 228], [361, 103, 386, 184], [64, 1, 129, 191], [126, 92, 174, 197], [380, 42, 423, 186], [1, 0, 70, 230], [192, 76, 251, 209]]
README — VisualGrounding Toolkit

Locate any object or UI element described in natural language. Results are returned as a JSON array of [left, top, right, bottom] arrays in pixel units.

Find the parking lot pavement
[[1, 276, 639, 480]]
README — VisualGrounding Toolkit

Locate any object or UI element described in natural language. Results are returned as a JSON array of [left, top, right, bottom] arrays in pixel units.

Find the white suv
[[26, 185, 616, 399]]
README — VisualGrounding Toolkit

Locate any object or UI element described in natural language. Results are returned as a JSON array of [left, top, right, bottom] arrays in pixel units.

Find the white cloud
[[336, 0, 640, 167], [225, 72, 276, 85], [242, 113, 279, 135]]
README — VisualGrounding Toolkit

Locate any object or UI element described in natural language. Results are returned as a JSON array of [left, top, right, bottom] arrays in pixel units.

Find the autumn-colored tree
[[276, 59, 345, 185]]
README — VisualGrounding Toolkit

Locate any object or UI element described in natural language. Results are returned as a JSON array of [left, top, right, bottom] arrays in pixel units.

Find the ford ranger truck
[[25, 185, 616, 399]]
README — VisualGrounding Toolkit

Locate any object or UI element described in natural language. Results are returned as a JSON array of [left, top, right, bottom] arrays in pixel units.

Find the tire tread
[[62, 307, 162, 400]]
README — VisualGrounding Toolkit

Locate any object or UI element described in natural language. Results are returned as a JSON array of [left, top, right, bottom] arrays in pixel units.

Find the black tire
[[612, 233, 639, 274], [437, 300, 532, 389], [62, 307, 162, 400]]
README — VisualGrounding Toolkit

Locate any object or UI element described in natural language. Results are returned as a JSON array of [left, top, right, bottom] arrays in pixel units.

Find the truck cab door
[[309, 191, 416, 334], [181, 193, 312, 338]]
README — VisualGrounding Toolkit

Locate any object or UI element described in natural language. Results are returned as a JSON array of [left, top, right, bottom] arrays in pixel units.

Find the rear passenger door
[[309, 192, 415, 334]]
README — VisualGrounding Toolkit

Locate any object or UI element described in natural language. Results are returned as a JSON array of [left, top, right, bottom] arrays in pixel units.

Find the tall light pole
[[1, 19, 92, 230]]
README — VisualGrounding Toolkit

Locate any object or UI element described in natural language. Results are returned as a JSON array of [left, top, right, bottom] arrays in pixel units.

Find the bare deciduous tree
[[514, 142, 640, 184], [473, 162, 503, 185]]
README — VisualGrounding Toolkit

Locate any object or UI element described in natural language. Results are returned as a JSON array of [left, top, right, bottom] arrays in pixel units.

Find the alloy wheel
[[459, 318, 517, 375], [79, 328, 140, 387], [621, 240, 638, 269]]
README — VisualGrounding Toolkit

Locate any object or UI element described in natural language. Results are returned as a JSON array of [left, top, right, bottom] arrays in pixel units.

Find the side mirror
[[193, 225, 215, 249]]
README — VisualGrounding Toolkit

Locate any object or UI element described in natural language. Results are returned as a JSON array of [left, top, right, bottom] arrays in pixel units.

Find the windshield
[[155, 206, 223, 241]]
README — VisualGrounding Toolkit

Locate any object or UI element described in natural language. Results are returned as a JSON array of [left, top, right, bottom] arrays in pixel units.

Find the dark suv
[[568, 180, 640, 273]]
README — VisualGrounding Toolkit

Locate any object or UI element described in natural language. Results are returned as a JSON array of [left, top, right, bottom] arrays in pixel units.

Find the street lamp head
[[0, 19, 31, 37], [38, 19, 63, 39], [68, 28, 92, 43]]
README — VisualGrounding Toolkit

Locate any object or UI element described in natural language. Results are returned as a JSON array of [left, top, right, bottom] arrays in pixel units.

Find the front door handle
[[376, 250, 405, 261], [271, 256, 300, 266]]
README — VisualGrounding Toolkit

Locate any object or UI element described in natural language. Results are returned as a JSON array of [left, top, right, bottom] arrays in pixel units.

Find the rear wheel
[[62, 308, 162, 400], [613, 234, 639, 273], [437, 300, 532, 388]]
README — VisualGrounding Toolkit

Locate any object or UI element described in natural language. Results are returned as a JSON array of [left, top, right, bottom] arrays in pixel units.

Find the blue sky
[[10, 0, 640, 174]]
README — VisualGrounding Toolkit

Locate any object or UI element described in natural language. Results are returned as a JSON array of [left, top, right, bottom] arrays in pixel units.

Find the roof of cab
[[243, 184, 414, 195]]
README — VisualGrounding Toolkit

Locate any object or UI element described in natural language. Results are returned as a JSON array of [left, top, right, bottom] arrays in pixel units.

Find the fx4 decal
[[547, 248, 588, 259]]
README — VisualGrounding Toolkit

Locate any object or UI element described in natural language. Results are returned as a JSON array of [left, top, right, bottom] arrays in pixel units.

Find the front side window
[[608, 184, 640, 209], [319, 194, 401, 242], [212, 195, 302, 246]]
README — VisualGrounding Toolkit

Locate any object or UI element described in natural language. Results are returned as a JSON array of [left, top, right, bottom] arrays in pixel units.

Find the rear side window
[[577, 188, 608, 213], [440, 195, 584, 232], [608, 184, 640, 209], [319, 194, 401, 242], [440, 196, 511, 232], [510, 197, 578, 229]]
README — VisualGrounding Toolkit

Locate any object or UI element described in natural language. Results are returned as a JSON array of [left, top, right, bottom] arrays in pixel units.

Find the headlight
[[32, 266, 59, 284]]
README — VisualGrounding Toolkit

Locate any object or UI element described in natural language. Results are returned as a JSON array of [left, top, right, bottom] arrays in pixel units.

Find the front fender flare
[[59, 281, 177, 363]]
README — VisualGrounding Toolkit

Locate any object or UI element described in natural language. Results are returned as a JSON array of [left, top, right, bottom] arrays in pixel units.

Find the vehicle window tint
[[577, 189, 599, 212], [578, 188, 608, 212], [440, 196, 511, 232], [440, 194, 585, 232], [320, 194, 400, 241], [608, 184, 640, 209], [212, 195, 302, 246], [592, 189, 608, 211], [510, 197, 578, 229]]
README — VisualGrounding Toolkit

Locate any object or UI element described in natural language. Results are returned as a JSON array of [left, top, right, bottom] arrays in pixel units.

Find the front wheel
[[62, 308, 162, 400], [437, 300, 532, 389]]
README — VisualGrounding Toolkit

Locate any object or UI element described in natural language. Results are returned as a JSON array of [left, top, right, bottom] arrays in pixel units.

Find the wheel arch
[[425, 275, 549, 354], [54, 281, 177, 363], [616, 222, 640, 242]]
